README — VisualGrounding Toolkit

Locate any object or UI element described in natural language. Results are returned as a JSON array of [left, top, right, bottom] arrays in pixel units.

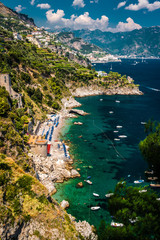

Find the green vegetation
[[97, 71, 136, 89], [139, 120, 160, 177], [97, 182, 160, 240], [0, 155, 80, 239]]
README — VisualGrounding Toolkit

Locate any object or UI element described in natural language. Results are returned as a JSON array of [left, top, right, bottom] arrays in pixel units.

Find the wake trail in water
[[144, 86, 160, 92]]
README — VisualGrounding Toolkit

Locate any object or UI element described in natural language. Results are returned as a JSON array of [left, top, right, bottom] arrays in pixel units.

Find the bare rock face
[[71, 169, 80, 178], [60, 200, 70, 209], [75, 221, 98, 240], [69, 109, 88, 116]]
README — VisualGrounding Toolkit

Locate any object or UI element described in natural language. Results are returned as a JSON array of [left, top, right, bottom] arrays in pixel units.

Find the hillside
[[0, 2, 35, 27], [74, 27, 160, 58]]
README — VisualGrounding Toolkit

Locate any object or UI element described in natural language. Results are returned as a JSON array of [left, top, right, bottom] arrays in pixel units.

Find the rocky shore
[[71, 85, 143, 97]]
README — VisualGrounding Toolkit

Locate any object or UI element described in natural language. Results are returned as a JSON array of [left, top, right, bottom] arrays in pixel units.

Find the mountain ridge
[[73, 26, 160, 58]]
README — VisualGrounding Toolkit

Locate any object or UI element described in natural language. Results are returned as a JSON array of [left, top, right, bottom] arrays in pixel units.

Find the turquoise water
[[54, 59, 160, 227]]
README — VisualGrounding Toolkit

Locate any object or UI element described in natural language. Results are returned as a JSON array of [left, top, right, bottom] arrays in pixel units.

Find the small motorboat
[[111, 221, 124, 227], [100, 99, 103, 101], [91, 206, 100, 210], [147, 177, 158, 181], [134, 180, 144, 184], [105, 193, 114, 198], [115, 100, 120, 103], [150, 183, 160, 188], [114, 138, 120, 141], [114, 131, 119, 133], [84, 180, 93, 185], [109, 111, 114, 114], [139, 189, 147, 193], [93, 193, 99, 197], [119, 135, 127, 138], [116, 126, 122, 128]]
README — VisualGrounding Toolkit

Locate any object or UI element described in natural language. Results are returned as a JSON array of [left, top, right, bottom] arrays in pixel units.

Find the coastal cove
[[53, 59, 160, 227]]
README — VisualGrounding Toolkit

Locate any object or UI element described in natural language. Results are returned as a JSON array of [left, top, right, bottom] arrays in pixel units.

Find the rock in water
[[60, 200, 70, 209], [77, 182, 84, 188]]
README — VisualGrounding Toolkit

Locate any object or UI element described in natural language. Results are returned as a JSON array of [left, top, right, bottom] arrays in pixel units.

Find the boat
[[84, 180, 93, 185], [109, 111, 114, 114], [141, 122, 146, 125], [134, 180, 144, 184], [147, 177, 158, 181], [114, 138, 120, 141], [100, 99, 103, 101], [156, 198, 160, 200], [114, 131, 119, 133], [150, 184, 160, 188], [111, 221, 124, 227], [145, 170, 154, 174], [93, 193, 99, 197], [116, 126, 122, 128], [115, 100, 120, 103], [110, 64, 112, 70], [91, 206, 100, 210], [129, 217, 138, 223], [118, 135, 127, 138], [105, 193, 114, 198], [139, 189, 147, 193]]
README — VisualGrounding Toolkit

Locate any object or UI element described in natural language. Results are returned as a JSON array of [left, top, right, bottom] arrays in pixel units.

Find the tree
[[0, 97, 10, 117]]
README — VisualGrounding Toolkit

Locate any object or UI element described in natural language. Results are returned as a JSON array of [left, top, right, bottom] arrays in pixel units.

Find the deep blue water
[[53, 59, 160, 227]]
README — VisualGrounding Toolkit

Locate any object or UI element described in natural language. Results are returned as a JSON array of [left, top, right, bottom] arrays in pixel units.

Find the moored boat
[[150, 183, 160, 188], [105, 193, 114, 198], [111, 221, 124, 227], [93, 193, 99, 197], [84, 180, 93, 185], [91, 206, 100, 210], [134, 180, 144, 184]]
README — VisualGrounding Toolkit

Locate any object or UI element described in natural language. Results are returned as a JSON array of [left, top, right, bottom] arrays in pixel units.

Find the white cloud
[[30, 0, 35, 5], [37, 3, 51, 9], [72, 0, 85, 8], [46, 10, 109, 31], [46, 10, 141, 33], [110, 17, 142, 32], [117, 1, 127, 9], [125, 0, 160, 11], [15, 5, 26, 13]]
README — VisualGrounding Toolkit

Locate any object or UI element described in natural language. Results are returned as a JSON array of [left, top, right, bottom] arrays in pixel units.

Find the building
[[28, 135, 48, 157], [0, 74, 23, 108]]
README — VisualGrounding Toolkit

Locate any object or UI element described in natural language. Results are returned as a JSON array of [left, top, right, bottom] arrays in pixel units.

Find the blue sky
[[1, 0, 160, 32]]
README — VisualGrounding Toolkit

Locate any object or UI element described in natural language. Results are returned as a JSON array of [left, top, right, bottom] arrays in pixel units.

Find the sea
[[53, 59, 160, 227]]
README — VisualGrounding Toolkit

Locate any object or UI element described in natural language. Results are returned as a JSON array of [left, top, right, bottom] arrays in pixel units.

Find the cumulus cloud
[[15, 5, 26, 13], [125, 0, 160, 11], [46, 10, 141, 33], [72, 0, 85, 8], [30, 0, 35, 5], [110, 17, 142, 32], [117, 1, 127, 9], [46, 10, 109, 31], [37, 3, 51, 9]]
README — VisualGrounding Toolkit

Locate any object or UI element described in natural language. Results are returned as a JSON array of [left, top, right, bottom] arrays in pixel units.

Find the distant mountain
[[0, 1, 35, 27], [74, 27, 160, 58], [56, 31, 103, 54]]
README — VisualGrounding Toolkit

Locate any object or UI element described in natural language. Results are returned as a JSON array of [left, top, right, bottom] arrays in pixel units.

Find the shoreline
[[30, 84, 143, 195]]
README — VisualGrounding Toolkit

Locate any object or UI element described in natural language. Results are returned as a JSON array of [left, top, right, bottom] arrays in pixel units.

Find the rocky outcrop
[[75, 221, 98, 240], [69, 109, 88, 116], [71, 85, 143, 97], [60, 200, 70, 209]]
